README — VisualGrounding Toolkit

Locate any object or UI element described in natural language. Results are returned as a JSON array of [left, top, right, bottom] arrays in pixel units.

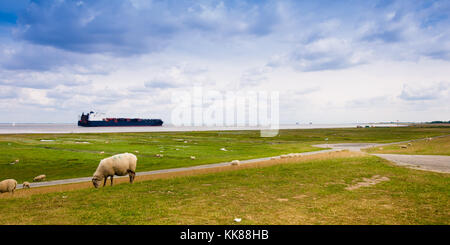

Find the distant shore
[[0, 123, 408, 134]]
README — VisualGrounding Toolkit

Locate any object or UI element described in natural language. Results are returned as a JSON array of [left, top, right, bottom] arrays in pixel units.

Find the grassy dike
[[0, 151, 448, 224], [1, 126, 449, 183], [365, 135, 450, 155]]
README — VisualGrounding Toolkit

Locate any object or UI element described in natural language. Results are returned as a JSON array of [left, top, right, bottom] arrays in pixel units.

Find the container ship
[[78, 111, 163, 127]]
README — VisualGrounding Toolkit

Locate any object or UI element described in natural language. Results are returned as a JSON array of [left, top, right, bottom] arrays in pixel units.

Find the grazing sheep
[[190, 156, 196, 160], [33, 174, 46, 182], [155, 154, 164, 158], [231, 160, 240, 166], [92, 153, 137, 188], [22, 182, 30, 189], [99, 151, 105, 154], [9, 159, 19, 165], [0, 179, 17, 194], [280, 155, 289, 159]]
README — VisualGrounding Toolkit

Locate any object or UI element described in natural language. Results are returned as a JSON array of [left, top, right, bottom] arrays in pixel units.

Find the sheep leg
[[128, 170, 136, 184], [110, 176, 114, 186], [103, 177, 107, 187]]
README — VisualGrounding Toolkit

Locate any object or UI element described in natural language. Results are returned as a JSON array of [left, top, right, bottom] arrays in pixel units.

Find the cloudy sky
[[0, 0, 449, 124]]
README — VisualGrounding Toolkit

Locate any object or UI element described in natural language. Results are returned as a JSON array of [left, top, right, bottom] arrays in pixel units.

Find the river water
[[0, 123, 406, 134]]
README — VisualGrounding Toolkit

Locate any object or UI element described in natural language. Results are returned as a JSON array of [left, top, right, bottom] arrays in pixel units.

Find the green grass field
[[1, 126, 449, 183], [0, 153, 448, 225], [365, 135, 450, 155]]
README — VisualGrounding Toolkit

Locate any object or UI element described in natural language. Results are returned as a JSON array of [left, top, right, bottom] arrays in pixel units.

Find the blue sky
[[0, 0, 449, 123]]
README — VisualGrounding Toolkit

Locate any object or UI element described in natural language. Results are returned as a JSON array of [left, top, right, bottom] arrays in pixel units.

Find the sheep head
[[92, 176, 102, 188]]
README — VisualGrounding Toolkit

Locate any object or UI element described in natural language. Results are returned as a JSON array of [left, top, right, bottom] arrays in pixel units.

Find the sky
[[0, 0, 449, 124]]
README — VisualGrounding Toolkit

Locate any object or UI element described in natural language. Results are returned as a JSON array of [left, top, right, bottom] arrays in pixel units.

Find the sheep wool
[[23, 182, 31, 189], [0, 179, 17, 194], [33, 175, 46, 182], [92, 153, 137, 188]]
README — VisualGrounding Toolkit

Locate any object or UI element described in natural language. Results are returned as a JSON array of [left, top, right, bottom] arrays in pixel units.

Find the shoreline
[[0, 123, 408, 135]]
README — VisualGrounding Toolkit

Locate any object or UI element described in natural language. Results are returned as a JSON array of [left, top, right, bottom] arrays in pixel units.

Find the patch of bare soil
[[345, 175, 390, 191]]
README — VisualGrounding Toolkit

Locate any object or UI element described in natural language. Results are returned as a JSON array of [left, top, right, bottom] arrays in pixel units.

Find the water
[[0, 123, 406, 134]]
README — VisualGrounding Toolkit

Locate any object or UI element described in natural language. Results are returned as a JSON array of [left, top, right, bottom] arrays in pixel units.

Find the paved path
[[372, 154, 450, 173], [17, 148, 340, 189], [314, 136, 450, 173]]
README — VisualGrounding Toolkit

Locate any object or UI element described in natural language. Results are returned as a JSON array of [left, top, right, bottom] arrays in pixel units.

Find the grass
[[0, 151, 448, 225], [365, 135, 450, 156], [1, 126, 449, 183]]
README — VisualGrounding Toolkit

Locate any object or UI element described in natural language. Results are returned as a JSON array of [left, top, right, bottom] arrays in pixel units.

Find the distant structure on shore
[[78, 111, 163, 127]]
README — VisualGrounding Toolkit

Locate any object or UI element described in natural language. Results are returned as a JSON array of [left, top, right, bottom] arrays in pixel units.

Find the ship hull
[[78, 119, 163, 127]]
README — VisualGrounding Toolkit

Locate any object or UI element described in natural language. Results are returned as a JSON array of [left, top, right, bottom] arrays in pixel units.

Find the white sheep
[[92, 153, 137, 188], [0, 179, 17, 194], [231, 160, 240, 166], [190, 156, 196, 160], [33, 174, 46, 182], [22, 182, 30, 189]]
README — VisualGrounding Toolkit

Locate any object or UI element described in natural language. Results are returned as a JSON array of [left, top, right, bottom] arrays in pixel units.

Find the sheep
[[231, 160, 240, 166], [9, 159, 19, 165], [0, 179, 17, 194], [155, 154, 164, 158], [33, 174, 46, 182], [92, 153, 137, 188], [22, 182, 30, 189], [190, 156, 196, 160], [399, 145, 408, 149]]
